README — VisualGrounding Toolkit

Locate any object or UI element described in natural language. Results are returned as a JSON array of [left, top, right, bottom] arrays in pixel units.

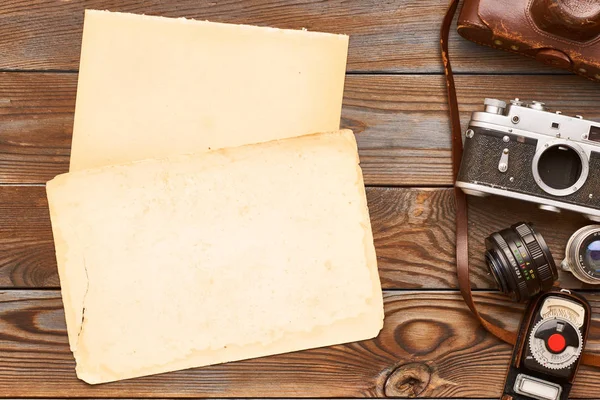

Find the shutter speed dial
[[529, 317, 583, 370]]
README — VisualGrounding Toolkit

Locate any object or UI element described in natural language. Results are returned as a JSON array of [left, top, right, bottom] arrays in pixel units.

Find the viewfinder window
[[589, 126, 600, 142]]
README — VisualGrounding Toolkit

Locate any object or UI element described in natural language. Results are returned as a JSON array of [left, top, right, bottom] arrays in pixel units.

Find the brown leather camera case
[[457, 0, 600, 81]]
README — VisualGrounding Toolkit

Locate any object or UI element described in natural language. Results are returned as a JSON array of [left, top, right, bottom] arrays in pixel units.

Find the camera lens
[[563, 225, 600, 284], [485, 222, 558, 302]]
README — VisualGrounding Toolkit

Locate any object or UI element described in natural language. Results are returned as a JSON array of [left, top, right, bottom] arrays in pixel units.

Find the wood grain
[[365, 187, 593, 290], [2, 0, 599, 397], [2, 73, 600, 185], [0, 73, 73, 183], [1, 290, 600, 398], [0, 0, 564, 74], [0, 185, 594, 290], [0, 186, 58, 287]]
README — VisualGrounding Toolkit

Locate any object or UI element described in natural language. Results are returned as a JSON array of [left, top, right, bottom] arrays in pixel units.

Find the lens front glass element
[[584, 240, 600, 274], [537, 145, 583, 190]]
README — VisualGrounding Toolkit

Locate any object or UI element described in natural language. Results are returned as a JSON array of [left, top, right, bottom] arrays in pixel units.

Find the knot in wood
[[384, 362, 432, 398]]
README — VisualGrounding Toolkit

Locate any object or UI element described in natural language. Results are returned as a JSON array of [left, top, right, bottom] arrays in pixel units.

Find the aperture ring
[[515, 223, 555, 288], [515, 223, 533, 237], [525, 239, 554, 286], [526, 240, 544, 262]]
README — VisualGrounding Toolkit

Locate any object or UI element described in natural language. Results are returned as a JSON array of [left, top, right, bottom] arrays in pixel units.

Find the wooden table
[[1, 0, 600, 398]]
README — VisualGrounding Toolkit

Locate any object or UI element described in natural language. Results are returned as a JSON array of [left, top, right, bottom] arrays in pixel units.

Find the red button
[[547, 333, 566, 353]]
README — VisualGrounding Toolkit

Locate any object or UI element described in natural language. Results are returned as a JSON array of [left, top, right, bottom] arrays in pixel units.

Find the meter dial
[[529, 317, 583, 370]]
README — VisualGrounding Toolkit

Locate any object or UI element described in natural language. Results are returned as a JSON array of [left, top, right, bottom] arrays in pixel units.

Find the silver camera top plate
[[472, 98, 600, 145]]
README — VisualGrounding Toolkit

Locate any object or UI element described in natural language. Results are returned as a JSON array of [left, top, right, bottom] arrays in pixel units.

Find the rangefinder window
[[589, 126, 600, 143], [537, 145, 583, 190]]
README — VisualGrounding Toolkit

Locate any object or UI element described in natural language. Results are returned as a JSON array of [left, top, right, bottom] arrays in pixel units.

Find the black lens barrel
[[485, 222, 557, 302]]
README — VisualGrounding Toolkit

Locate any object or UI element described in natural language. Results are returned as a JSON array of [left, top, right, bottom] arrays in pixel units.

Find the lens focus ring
[[536, 263, 554, 283], [526, 240, 544, 261], [515, 224, 532, 237], [516, 223, 555, 285], [517, 280, 528, 296], [516, 224, 545, 263]]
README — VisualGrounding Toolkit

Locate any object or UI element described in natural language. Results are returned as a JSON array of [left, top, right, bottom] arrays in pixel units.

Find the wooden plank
[[0, 186, 59, 288], [0, 73, 74, 184], [370, 187, 593, 291], [1, 290, 600, 397], [0, 0, 562, 73], [2, 73, 600, 185], [0, 186, 58, 287], [0, 185, 594, 290], [349, 74, 600, 186]]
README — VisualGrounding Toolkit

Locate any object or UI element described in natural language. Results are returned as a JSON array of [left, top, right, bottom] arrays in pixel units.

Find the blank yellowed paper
[[47, 131, 384, 384], [70, 10, 349, 171]]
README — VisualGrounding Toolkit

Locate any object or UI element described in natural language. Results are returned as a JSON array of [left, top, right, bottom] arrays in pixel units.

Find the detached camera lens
[[563, 225, 600, 284], [485, 222, 558, 302]]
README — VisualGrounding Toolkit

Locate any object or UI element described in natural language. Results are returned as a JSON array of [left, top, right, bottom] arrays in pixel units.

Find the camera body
[[457, 98, 600, 221]]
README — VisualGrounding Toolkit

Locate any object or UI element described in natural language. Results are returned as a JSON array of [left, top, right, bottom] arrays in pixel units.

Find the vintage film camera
[[456, 98, 600, 222]]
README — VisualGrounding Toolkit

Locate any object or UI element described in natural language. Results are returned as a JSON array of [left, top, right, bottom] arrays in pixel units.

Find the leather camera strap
[[440, 0, 600, 368]]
